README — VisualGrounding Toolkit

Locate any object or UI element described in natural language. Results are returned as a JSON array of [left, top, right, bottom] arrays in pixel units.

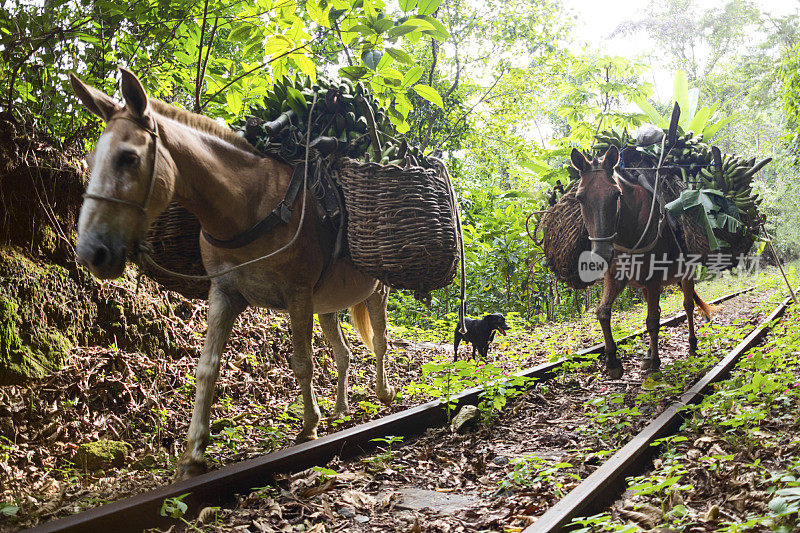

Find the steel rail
[[525, 288, 797, 533], [27, 284, 758, 533]]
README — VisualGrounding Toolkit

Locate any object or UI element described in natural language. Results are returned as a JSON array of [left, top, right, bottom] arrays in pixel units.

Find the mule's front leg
[[289, 293, 321, 442], [319, 312, 351, 420], [175, 288, 243, 480], [365, 286, 396, 405], [599, 274, 627, 380], [641, 283, 662, 372]]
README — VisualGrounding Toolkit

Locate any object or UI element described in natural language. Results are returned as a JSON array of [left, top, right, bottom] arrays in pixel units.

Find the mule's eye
[[117, 151, 140, 168]]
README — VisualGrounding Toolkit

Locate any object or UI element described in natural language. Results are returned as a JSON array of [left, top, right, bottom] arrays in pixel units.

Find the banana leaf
[[665, 188, 743, 251]]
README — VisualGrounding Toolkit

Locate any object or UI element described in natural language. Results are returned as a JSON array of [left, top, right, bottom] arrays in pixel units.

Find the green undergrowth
[[571, 302, 800, 532], [492, 278, 795, 508], [397, 268, 792, 436]]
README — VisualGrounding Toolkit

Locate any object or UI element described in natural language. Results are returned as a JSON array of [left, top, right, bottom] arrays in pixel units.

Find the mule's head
[[570, 146, 621, 266], [70, 69, 175, 279]]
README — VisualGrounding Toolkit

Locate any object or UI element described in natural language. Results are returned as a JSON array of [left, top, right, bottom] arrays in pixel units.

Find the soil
[[166, 286, 785, 533], [0, 281, 783, 531]]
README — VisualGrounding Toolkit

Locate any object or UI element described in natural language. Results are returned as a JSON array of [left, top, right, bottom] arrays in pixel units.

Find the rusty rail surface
[[27, 285, 758, 533], [525, 288, 796, 533]]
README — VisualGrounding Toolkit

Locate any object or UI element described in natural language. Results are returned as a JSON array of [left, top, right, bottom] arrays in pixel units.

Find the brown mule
[[570, 146, 717, 379], [70, 69, 397, 479]]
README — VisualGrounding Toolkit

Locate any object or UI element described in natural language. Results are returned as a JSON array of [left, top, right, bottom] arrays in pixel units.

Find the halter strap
[[82, 115, 160, 222], [587, 196, 620, 243]]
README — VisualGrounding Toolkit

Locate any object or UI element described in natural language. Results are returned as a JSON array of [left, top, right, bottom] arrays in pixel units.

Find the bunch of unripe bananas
[[233, 75, 427, 167], [578, 127, 770, 227]]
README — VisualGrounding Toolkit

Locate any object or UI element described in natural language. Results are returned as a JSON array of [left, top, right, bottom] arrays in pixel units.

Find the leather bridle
[[580, 169, 622, 245], [82, 115, 160, 224], [579, 168, 663, 255]]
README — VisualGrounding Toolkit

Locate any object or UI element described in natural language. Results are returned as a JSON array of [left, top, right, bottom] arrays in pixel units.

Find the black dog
[[453, 313, 510, 360]]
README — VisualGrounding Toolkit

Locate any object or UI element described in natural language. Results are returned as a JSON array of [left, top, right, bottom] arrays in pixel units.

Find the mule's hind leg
[[681, 280, 698, 354], [641, 283, 662, 371], [319, 312, 351, 419], [288, 291, 322, 443], [598, 273, 627, 379], [365, 286, 396, 405], [175, 287, 245, 480]]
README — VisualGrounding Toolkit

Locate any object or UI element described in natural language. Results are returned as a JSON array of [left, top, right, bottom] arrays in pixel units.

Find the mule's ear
[[570, 148, 590, 172], [69, 73, 119, 122], [601, 145, 620, 171], [120, 68, 149, 117]]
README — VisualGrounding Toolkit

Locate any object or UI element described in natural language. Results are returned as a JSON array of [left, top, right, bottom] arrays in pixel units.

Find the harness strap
[[201, 162, 308, 249]]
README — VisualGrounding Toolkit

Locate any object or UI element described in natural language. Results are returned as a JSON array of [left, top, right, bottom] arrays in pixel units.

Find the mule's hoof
[[174, 457, 208, 481], [327, 408, 350, 422], [645, 368, 663, 378], [689, 338, 698, 354], [377, 386, 397, 406], [294, 430, 318, 444], [607, 366, 623, 380]]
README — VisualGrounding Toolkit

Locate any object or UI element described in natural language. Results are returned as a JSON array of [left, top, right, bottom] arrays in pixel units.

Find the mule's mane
[[148, 99, 262, 157]]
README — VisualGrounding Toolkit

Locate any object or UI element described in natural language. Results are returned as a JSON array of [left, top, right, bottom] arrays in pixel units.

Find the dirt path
[[172, 287, 784, 532], [0, 280, 781, 530]]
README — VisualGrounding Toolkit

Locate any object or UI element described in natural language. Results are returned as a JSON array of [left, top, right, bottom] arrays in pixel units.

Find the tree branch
[[438, 67, 507, 148], [194, 0, 210, 113]]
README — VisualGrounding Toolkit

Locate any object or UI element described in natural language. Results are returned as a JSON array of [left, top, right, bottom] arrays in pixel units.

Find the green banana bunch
[[585, 126, 772, 232], [232, 75, 427, 169]]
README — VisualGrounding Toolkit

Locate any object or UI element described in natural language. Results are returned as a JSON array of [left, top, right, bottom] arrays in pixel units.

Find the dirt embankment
[[0, 118, 196, 384]]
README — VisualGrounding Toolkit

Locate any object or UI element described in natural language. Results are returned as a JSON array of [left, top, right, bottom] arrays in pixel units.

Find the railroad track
[[28, 284, 765, 533]]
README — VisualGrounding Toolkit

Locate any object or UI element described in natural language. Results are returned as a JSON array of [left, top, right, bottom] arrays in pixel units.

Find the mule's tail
[[693, 289, 720, 321], [350, 302, 374, 352]]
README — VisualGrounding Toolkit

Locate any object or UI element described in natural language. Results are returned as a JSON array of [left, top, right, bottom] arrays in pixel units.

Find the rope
[[616, 135, 667, 254], [136, 93, 318, 283], [442, 167, 467, 335]]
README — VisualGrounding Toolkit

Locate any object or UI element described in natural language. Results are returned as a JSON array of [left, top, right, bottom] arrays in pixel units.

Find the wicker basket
[[541, 189, 592, 289], [336, 157, 459, 297], [143, 202, 210, 300]]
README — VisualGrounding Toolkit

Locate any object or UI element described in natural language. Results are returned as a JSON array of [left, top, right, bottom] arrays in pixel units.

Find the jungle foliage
[[1, 0, 798, 329]]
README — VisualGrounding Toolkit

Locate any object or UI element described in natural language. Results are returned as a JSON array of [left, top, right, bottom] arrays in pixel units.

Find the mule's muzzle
[[76, 233, 127, 279], [591, 242, 615, 268]]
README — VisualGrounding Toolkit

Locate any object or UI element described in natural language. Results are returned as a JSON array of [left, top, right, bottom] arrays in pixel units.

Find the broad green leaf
[[687, 106, 710, 136], [347, 24, 376, 35], [673, 70, 689, 119], [399, 0, 416, 11], [307, 0, 332, 27], [398, 18, 435, 32], [380, 67, 403, 82], [413, 83, 443, 109], [286, 86, 308, 113], [703, 113, 738, 140], [264, 35, 294, 55], [386, 47, 415, 65], [371, 18, 393, 34], [362, 49, 383, 70], [376, 50, 394, 70], [293, 54, 317, 81], [417, 0, 440, 16], [402, 65, 423, 87], [415, 15, 450, 40], [633, 95, 664, 125], [340, 65, 369, 79], [228, 24, 253, 43], [387, 24, 418, 39], [225, 89, 243, 115]]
